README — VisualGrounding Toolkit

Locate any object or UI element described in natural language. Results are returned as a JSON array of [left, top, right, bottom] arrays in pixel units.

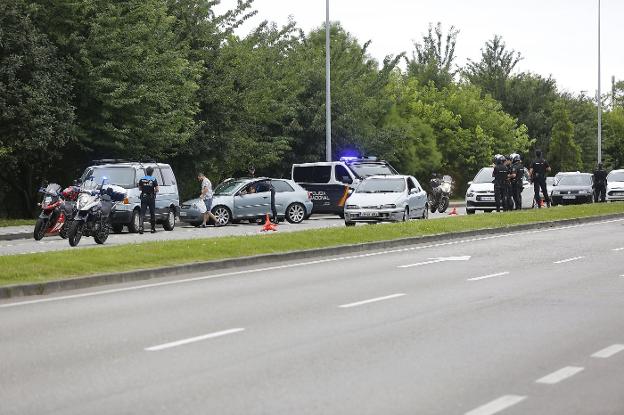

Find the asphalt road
[[1, 218, 623, 414], [0, 208, 466, 256]]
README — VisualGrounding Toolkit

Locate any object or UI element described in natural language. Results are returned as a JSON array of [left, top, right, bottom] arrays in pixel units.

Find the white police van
[[291, 157, 398, 216]]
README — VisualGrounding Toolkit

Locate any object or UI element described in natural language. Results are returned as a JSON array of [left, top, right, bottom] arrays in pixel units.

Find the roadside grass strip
[[0, 219, 33, 227], [1, 203, 623, 286]]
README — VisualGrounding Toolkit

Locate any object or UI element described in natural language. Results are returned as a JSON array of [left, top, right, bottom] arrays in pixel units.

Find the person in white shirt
[[197, 173, 219, 227]]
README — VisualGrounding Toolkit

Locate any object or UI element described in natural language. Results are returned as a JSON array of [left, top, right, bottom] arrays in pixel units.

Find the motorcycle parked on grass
[[428, 175, 453, 214], [67, 179, 126, 247], [33, 183, 78, 240]]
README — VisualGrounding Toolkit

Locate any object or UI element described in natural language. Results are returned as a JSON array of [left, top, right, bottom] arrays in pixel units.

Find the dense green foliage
[[0, 0, 618, 217]]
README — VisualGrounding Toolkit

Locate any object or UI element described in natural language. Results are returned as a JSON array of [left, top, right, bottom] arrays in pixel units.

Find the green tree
[[80, 0, 200, 159], [405, 22, 458, 89], [549, 101, 582, 172], [0, 0, 75, 216], [464, 35, 522, 102], [603, 107, 624, 169]]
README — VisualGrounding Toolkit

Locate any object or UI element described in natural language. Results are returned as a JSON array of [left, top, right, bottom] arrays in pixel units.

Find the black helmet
[[510, 153, 521, 163]]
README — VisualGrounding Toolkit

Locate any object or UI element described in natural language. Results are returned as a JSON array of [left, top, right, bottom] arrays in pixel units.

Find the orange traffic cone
[[448, 207, 458, 216], [261, 214, 278, 232]]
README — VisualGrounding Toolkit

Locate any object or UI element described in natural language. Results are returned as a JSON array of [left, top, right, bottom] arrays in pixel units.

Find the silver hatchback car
[[179, 178, 314, 226]]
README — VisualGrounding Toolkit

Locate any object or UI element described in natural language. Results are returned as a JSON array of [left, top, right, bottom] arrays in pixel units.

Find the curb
[[2, 213, 623, 300]]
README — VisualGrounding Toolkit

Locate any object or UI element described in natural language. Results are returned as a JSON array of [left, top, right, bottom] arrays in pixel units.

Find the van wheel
[[163, 208, 175, 231], [128, 209, 141, 233]]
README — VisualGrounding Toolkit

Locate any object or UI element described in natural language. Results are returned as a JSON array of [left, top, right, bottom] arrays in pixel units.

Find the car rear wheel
[[212, 206, 231, 226], [285, 203, 306, 224], [163, 208, 175, 231]]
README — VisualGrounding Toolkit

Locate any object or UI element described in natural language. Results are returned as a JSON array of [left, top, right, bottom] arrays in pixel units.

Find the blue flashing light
[[340, 156, 359, 162]]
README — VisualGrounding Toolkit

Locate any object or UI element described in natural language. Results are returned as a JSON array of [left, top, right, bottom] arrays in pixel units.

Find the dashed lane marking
[[339, 293, 406, 309], [535, 366, 584, 384], [467, 272, 510, 281], [553, 256, 584, 264], [145, 328, 245, 351], [464, 395, 527, 415], [592, 344, 624, 358]]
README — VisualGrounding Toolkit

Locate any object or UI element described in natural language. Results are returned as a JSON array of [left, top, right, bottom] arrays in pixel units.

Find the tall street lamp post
[[597, 0, 602, 164], [325, 0, 332, 162]]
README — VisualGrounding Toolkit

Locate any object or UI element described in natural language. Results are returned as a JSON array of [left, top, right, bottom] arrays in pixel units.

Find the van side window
[[160, 167, 176, 186], [335, 165, 353, 184], [293, 166, 331, 183]]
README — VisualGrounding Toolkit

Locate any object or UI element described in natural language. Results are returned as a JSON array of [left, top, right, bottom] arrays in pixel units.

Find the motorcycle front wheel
[[94, 222, 110, 245], [68, 221, 83, 247], [438, 197, 450, 213], [33, 218, 47, 241]]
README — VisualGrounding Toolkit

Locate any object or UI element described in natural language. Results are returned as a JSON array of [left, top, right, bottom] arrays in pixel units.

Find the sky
[[216, 0, 624, 95]]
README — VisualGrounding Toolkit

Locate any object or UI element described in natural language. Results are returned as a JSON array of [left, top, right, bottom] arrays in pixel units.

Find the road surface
[[0, 208, 466, 256], [1, 217, 623, 414]]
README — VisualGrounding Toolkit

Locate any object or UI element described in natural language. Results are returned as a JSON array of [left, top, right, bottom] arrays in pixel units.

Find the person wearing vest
[[529, 149, 551, 208], [593, 163, 608, 203], [510, 153, 525, 210], [492, 155, 510, 212], [138, 166, 159, 234]]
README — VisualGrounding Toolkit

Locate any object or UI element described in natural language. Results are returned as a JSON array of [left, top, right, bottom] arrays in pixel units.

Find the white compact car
[[465, 167, 535, 214], [606, 169, 624, 202], [343, 175, 428, 226]]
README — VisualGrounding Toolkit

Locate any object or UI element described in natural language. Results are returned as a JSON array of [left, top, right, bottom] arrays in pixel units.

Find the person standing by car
[[492, 155, 510, 212], [138, 166, 159, 234], [198, 173, 218, 228], [529, 150, 551, 208], [510, 153, 524, 210], [593, 163, 608, 203]]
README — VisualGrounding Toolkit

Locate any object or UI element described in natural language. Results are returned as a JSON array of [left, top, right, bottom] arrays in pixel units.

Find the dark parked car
[[550, 172, 594, 205]]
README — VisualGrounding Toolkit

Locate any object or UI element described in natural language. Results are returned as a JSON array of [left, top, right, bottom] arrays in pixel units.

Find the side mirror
[[409, 188, 418, 194]]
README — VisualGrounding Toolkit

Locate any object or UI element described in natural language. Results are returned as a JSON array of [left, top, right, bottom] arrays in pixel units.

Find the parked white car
[[343, 175, 428, 226], [606, 169, 624, 202], [465, 167, 535, 214]]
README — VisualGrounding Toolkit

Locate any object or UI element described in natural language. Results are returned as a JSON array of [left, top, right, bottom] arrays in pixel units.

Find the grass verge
[[1, 203, 623, 286], [0, 219, 34, 228]]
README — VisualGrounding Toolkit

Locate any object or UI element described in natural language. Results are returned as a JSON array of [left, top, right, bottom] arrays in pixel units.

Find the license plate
[[180, 212, 187, 216], [361, 212, 379, 217], [481, 196, 495, 201], [563, 195, 576, 200]]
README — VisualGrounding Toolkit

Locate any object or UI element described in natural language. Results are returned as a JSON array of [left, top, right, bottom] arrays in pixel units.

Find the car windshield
[[472, 168, 494, 184], [557, 175, 592, 186], [214, 180, 245, 196], [607, 171, 624, 182], [356, 178, 405, 193], [348, 163, 396, 178], [84, 167, 135, 188]]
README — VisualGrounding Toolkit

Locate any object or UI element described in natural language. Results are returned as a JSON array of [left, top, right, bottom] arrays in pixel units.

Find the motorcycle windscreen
[[45, 183, 62, 195]]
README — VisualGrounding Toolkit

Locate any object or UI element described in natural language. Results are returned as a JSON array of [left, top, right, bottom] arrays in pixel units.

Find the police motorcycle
[[428, 174, 453, 213], [67, 177, 126, 247], [34, 183, 68, 240]]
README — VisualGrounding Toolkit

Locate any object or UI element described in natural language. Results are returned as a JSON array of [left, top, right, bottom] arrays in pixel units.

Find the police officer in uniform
[[492, 155, 510, 212], [510, 153, 524, 210], [529, 150, 551, 208], [593, 163, 607, 203], [138, 166, 159, 234]]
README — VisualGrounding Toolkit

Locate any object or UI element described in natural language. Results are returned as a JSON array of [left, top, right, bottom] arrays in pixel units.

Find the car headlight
[[466, 191, 474, 198], [346, 204, 359, 209], [579, 190, 589, 195], [382, 204, 397, 209]]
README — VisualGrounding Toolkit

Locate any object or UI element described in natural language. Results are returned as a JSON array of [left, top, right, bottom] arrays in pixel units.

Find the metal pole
[[325, 0, 332, 162], [597, 0, 602, 164]]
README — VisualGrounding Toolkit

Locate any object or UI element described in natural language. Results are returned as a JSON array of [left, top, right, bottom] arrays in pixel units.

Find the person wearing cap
[[137, 166, 159, 234]]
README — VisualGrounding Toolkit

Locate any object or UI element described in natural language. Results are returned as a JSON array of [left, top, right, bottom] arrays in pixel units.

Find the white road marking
[[398, 255, 471, 268], [145, 328, 245, 351], [467, 272, 510, 281], [2, 218, 623, 308], [613, 247, 624, 251], [339, 293, 406, 308], [536, 366, 584, 384], [591, 344, 624, 358], [553, 256, 584, 264], [464, 395, 527, 415]]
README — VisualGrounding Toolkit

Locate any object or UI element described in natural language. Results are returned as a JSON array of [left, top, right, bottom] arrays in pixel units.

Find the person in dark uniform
[[268, 180, 277, 223], [492, 155, 510, 212], [528, 150, 551, 208], [593, 163, 608, 203], [503, 156, 515, 210], [138, 166, 159, 234], [510, 153, 524, 210]]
